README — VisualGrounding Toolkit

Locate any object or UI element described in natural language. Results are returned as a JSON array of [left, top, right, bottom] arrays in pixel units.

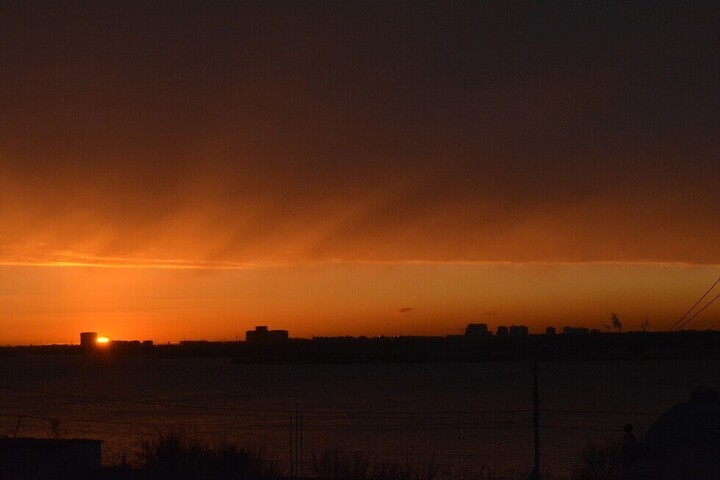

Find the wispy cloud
[[1, 2, 719, 269]]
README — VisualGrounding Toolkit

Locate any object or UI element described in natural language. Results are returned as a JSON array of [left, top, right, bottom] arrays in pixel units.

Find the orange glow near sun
[[0, 261, 718, 344]]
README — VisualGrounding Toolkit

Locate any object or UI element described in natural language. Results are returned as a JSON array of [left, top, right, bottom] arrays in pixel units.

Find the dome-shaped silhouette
[[640, 386, 720, 478]]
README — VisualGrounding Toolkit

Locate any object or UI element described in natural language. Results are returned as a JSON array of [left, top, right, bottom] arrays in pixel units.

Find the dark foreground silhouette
[[5, 401, 720, 480]]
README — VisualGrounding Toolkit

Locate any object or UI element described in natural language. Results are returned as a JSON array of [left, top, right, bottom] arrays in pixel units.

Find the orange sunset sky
[[1, 2, 719, 344]]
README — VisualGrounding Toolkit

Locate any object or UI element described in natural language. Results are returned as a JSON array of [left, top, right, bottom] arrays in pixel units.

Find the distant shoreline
[[2, 330, 720, 364]]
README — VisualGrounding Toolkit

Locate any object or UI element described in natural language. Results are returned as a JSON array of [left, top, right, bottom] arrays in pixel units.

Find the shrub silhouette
[[139, 431, 266, 480]]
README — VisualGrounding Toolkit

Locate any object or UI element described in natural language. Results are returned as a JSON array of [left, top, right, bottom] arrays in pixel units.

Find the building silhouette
[[509, 325, 529, 336], [0, 438, 101, 480], [245, 326, 289, 345], [562, 326, 590, 335], [465, 323, 489, 337], [79, 332, 97, 349]]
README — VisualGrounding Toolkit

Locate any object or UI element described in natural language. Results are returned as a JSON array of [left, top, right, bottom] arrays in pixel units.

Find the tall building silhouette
[[80, 332, 97, 349]]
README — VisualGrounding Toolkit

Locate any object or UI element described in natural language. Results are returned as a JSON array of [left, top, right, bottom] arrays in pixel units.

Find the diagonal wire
[[675, 291, 720, 331], [670, 277, 720, 331]]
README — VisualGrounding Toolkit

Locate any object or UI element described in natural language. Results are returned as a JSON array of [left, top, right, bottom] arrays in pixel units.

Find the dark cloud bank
[[1, 1, 719, 265]]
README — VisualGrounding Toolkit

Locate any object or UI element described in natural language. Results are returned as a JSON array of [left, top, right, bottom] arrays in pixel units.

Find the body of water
[[1, 354, 717, 476]]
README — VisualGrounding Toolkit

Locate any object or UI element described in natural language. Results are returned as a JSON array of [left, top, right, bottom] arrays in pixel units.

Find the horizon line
[[1, 257, 720, 270]]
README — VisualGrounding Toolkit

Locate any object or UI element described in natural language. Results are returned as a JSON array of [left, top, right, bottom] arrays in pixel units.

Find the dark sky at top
[[2, 1, 719, 265]]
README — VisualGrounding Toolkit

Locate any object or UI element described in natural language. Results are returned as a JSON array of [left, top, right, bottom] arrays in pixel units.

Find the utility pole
[[13, 415, 23, 438], [289, 411, 294, 479], [300, 410, 304, 478], [533, 361, 541, 480], [291, 404, 303, 479]]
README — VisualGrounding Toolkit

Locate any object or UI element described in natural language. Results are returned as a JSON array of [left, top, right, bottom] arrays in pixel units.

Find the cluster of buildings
[[79, 332, 154, 351], [464, 323, 603, 338], [245, 325, 289, 344], [77, 327, 290, 354], [79, 323, 608, 351]]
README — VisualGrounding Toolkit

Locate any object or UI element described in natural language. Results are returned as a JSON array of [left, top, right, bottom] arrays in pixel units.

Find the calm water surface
[[1, 355, 718, 476]]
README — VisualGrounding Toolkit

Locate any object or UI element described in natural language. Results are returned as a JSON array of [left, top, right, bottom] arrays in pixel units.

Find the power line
[[0, 412, 162, 428], [0, 369, 530, 418], [670, 277, 720, 331], [542, 368, 697, 389], [0, 384, 289, 416], [2, 406, 642, 437], [354, 368, 531, 415], [542, 409, 660, 417], [675, 291, 720, 331], [1, 364, 683, 474]]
